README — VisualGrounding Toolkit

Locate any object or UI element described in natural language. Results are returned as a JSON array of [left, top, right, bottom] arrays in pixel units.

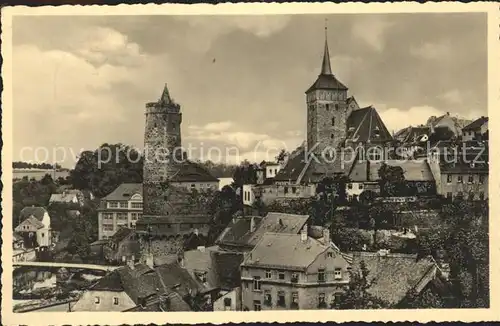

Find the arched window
[[331, 118, 335, 126]]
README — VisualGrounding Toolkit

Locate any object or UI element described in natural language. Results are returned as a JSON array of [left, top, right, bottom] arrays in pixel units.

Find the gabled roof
[[274, 148, 307, 182], [19, 206, 47, 222], [242, 233, 332, 271], [15, 216, 45, 230], [347, 252, 439, 305], [104, 183, 142, 201], [110, 227, 135, 244], [49, 193, 79, 203], [463, 116, 488, 131], [169, 160, 219, 183], [216, 212, 309, 248], [346, 106, 393, 143]]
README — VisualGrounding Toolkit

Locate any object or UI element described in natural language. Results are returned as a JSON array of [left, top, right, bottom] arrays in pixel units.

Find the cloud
[[351, 17, 394, 52], [379, 106, 449, 133], [439, 89, 463, 104], [174, 15, 291, 53], [410, 42, 451, 60]]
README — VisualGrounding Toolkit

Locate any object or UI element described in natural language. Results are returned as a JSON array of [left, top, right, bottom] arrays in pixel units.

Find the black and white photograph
[[2, 2, 499, 324]]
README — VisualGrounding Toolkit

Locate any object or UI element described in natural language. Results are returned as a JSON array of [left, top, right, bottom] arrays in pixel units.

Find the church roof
[[306, 26, 348, 93], [346, 106, 393, 143], [170, 160, 219, 183]]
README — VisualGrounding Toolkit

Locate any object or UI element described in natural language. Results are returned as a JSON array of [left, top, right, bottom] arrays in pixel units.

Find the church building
[[274, 25, 393, 188]]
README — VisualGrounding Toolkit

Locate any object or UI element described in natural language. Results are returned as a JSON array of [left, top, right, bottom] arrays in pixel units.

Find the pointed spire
[[160, 83, 172, 104], [321, 19, 333, 76]]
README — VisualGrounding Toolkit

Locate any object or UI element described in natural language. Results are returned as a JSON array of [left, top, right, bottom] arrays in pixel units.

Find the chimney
[[250, 216, 256, 233], [301, 225, 308, 242], [323, 228, 330, 245], [446, 112, 450, 116]]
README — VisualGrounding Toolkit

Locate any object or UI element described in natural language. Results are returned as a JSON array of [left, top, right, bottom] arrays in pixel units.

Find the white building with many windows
[[97, 183, 143, 240]]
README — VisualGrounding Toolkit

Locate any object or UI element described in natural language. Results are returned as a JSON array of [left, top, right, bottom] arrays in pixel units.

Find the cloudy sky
[[12, 13, 487, 167]]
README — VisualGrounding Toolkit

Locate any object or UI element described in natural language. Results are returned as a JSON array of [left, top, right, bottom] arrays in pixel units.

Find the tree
[[332, 260, 389, 309], [378, 163, 407, 197], [275, 149, 289, 165]]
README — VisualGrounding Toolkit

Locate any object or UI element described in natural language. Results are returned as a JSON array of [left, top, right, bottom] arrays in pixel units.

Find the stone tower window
[[331, 118, 335, 126], [335, 104, 339, 110], [326, 104, 330, 111], [330, 134, 334, 139]]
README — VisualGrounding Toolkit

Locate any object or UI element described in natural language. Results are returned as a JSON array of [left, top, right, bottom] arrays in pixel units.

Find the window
[[292, 187, 297, 194], [318, 293, 326, 308], [479, 192, 485, 200], [468, 192, 475, 201], [265, 270, 272, 279], [479, 175, 485, 184], [284, 187, 289, 194], [335, 104, 339, 110], [41, 233, 45, 238], [330, 134, 334, 139], [94, 297, 100, 304], [447, 175, 452, 183], [278, 272, 285, 280], [347, 183, 353, 190], [318, 269, 325, 282], [291, 272, 299, 283], [456, 191, 463, 199], [359, 183, 364, 190], [253, 276, 261, 291], [108, 201, 118, 208], [277, 291, 286, 307], [264, 291, 272, 306], [326, 104, 330, 111], [457, 175, 463, 183], [334, 268, 342, 280], [327, 252, 333, 258], [253, 300, 261, 311], [103, 213, 113, 220], [468, 175, 474, 184], [131, 202, 143, 209], [103, 224, 114, 232], [196, 272, 207, 283], [113, 297, 119, 305], [331, 117, 335, 126], [117, 213, 127, 220], [291, 292, 299, 309], [224, 298, 232, 307], [446, 192, 453, 199]]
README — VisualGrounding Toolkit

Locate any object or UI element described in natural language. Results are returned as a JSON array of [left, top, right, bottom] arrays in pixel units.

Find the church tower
[[305, 24, 349, 155]]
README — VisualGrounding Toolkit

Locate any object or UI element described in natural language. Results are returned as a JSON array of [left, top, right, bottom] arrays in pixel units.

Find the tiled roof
[[15, 216, 45, 230], [462, 116, 488, 131], [242, 233, 330, 271], [349, 160, 434, 182], [91, 270, 124, 292], [104, 183, 142, 201], [155, 263, 206, 297], [346, 106, 393, 143], [348, 252, 438, 305], [170, 160, 219, 183], [216, 212, 309, 248], [19, 206, 47, 221], [306, 74, 348, 93], [274, 148, 307, 182], [183, 246, 244, 290], [110, 227, 135, 243]]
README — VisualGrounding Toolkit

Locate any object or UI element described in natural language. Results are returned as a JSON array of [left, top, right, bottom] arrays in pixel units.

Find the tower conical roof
[[306, 23, 347, 93], [160, 83, 173, 105]]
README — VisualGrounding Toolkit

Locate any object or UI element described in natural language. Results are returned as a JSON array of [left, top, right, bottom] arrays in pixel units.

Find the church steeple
[[160, 83, 172, 105], [321, 21, 332, 76]]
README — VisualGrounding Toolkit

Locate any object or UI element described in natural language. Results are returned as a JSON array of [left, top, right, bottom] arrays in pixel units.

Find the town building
[[136, 84, 216, 259], [180, 245, 245, 311], [216, 212, 309, 253], [72, 261, 213, 312], [347, 159, 436, 200], [240, 228, 351, 310], [97, 183, 143, 240], [462, 116, 488, 142], [345, 250, 450, 307], [103, 227, 141, 265], [14, 206, 52, 248], [428, 142, 489, 201]]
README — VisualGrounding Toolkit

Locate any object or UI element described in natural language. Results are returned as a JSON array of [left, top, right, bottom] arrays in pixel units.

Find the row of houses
[[242, 116, 489, 206], [73, 211, 451, 311]]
